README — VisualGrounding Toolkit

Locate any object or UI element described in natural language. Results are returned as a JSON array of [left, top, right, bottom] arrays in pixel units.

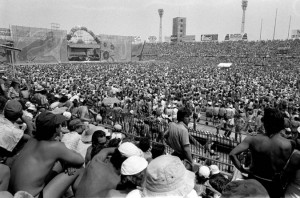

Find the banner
[[201, 34, 218, 41], [97, 34, 132, 62], [131, 42, 144, 61], [224, 33, 247, 41], [11, 25, 68, 63], [291, 29, 300, 39], [0, 28, 11, 40]]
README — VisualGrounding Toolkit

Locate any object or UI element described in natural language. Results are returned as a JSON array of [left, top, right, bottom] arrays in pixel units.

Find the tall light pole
[[273, 8, 278, 40], [260, 19, 263, 41], [287, 15, 291, 40], [241, 0, 248, 34], [158, 9, 164, 43]]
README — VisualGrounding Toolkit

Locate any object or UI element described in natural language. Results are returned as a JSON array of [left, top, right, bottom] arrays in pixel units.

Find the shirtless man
[[9, 111, 84, 198], [230, 108, 294, 198], [77, 99, 94, 123]]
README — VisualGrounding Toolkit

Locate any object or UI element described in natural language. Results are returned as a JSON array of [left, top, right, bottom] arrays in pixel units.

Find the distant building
[[171, 17, 195, 42], [173, 17, 186, 37]]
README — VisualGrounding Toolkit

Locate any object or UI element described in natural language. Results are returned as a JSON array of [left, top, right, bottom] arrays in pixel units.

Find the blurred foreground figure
[[230, 108, 294, 198]]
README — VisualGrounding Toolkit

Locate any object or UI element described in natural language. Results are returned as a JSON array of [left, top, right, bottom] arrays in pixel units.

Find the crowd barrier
[[100, 108, 239, 173]]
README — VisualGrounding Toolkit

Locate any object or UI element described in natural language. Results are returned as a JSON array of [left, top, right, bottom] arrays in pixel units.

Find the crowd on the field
[[1, 39, 300, 198]]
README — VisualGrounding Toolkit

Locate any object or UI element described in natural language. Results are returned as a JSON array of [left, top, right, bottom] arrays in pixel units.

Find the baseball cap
[[36, 111, 67, 130], [4, 100, 23, 119]]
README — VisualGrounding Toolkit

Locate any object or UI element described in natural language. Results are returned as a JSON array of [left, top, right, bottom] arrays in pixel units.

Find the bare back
[[249, 133, 293, 179], [9, 138, 84, 196]]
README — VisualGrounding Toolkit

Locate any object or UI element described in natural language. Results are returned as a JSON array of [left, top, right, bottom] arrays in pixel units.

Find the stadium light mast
[[241, 0, 248, 34], [158, 9, 164, 43]]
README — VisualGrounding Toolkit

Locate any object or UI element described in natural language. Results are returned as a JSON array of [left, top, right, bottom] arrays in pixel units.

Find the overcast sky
[[1, 0, 300, 41]]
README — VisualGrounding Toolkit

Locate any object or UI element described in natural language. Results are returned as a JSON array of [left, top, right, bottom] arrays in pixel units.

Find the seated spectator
[[209, 165, 230, 194], [85, 130, 107, 165], [9, 111, 84, 198], [61, 118, 85, 152], [151, 142, 165, 159], [138, 137, 152, 162], [194, 165, 210, 196], [126, 155, 197, 198], [75, 142, 143, 198], [107, 156, 148, 198]]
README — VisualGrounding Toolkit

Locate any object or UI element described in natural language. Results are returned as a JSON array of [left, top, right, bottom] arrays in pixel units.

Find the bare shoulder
[[45, 140, 68, 151]]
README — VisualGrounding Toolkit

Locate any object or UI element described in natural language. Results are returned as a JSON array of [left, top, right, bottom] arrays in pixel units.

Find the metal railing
[[100, 108, 239, 173]]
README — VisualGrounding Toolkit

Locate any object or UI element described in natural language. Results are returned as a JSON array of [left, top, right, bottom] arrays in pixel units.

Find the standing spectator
[[164, 107, 194, 169], [235, 114, 245, 142], [230, 108, 294, 198], [77, 99, 94, 123], [255, 110, 264, 133]]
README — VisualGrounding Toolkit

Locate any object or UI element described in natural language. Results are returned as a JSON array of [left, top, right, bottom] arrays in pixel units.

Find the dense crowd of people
[[1, 40, 300, 197], [144, 40, 300, 68]]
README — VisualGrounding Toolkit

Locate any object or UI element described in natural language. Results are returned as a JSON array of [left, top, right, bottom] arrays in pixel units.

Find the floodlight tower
[[158, 9, 164, 43], [241, 0, 248, 34]]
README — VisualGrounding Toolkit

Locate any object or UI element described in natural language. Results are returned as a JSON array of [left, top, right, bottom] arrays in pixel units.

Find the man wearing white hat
[[107, 156, 148, 198]]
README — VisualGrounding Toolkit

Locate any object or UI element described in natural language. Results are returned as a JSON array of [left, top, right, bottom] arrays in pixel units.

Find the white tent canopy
[[218, 63, 232, 68]]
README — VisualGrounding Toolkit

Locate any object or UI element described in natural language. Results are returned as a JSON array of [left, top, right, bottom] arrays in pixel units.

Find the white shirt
[[61, 132, 81, 152]]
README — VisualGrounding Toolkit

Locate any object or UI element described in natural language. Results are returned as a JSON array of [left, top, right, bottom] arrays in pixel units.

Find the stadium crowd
[[1, 40, 300, 198], [144, 39, 300, 67]]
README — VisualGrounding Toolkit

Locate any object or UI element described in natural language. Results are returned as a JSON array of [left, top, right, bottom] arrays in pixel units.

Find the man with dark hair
[[230, 108, 294, 198], [9, 111, 84, 198], [164, 107, 194, 168]]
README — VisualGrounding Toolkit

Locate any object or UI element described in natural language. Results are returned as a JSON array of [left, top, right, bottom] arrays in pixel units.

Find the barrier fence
[[100, 108, 240, 173]]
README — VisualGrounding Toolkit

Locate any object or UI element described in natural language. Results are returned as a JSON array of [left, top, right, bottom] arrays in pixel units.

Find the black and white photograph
[[0, 0, 300, 197]]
